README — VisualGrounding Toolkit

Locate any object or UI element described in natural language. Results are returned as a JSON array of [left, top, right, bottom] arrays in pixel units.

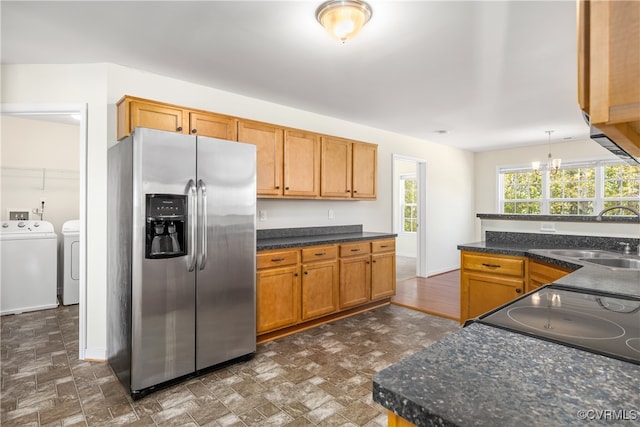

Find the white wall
[[473, 139, 623, 241], [1, 116, 80, 232], [2, 63, 476, 359]]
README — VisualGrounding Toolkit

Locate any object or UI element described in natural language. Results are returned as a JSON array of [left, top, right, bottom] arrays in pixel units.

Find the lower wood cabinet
[[371, 239, 396, 300], [460, 251, 526, 324], [527, 259, 572, 293], [301, 246, 339, 321], [256, 250, 300, 334], [257, 238, 396, 340], [462, 273, 524, 320], [339, 242, 372, 309]]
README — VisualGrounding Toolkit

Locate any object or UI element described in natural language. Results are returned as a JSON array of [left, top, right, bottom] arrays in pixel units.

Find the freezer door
[[132, 128, 197, 391], [196, 136, 256, 370]]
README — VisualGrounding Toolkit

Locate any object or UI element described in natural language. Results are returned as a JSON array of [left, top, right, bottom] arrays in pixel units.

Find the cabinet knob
[[304, 271, 308, 275], [346, 190, 350, 193], [372, 260, 377, 263], [191, 128, 197, 134], [285, 186, 290, 190], [275, 186, 280, 190], [294, 273, 298, 277], [516, 288, 522, 294], [176, 126, 183, 132], [353, 190, 358, 193]]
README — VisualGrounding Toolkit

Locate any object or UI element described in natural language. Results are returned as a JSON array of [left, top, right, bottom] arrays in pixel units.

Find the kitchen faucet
[[595, 205, 640, 221]]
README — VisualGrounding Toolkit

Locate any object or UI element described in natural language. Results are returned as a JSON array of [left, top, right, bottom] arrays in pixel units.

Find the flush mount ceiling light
[[316, 0, 373, 43]]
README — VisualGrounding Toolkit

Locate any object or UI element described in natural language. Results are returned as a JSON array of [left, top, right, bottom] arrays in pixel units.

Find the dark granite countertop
[[373, 323, 640, 427], [477, 213, 640, 223], [256, 225, 396, 251], [373, 231, 640, 426], [457, 236, 640, 298]]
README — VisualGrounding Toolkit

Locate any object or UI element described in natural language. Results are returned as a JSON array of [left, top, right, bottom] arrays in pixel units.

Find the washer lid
[[62, 219, 80, 234], [1, 220, 56, 235]]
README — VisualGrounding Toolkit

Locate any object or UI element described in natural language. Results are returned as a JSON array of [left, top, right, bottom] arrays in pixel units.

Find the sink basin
[[548, 249, 617, 259], [580, 257, 640, 270]]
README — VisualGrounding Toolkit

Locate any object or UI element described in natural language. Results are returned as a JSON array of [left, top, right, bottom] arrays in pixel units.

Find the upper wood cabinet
[[237, 120, 284, 196], [321, 136, 352, 198], [283, 130, 320, 197], [116, 96, 236, 140], [578, 0, 640, 157], [352, 142, 377, 199], [321, 137, 377, 199], [188, 111, 236, 140], [117, 95, 378, 200]]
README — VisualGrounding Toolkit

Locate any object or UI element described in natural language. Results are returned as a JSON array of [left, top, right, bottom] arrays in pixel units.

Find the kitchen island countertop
[[374, 233, 640, 426], [374, 322, 640, 427]]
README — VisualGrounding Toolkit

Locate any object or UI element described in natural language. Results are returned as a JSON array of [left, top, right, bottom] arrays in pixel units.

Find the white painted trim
[[392, 154, 428, 278], [1, 103, 88, 360]]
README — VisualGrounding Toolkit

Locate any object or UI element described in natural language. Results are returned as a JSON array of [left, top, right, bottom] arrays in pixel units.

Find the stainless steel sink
[[548, 249, 618, 258], [580, 257, 640, 270]]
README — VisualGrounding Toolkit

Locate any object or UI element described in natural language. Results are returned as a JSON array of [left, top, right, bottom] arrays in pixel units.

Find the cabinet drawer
[[301, 245, 337, 263], [257, 250, 299, 269], [371, 239, 395, 253], [462, 253, 524, 278], [340, 242, 371, 257]]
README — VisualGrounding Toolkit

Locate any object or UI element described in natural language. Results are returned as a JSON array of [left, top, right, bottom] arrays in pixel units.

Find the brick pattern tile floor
[[1, 304, 459, 426]]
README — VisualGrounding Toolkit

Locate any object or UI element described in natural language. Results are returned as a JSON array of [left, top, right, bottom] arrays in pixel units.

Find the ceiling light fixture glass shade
[[316, 0, 373, 43], [532, 130, 562, 173]]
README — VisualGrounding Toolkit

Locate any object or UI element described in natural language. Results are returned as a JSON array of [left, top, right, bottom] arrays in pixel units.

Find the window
[[400, 174, 417, 232], [499, 161, 640, 215]]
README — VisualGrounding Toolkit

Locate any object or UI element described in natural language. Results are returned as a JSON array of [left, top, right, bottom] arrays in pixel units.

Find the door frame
[[1, 103, 88, 359], [392, 154, 427, 277]]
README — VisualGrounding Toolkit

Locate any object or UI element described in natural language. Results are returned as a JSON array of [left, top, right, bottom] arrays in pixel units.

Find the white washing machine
[[59, 219, 80, 305], [1, 220, 58, 315]]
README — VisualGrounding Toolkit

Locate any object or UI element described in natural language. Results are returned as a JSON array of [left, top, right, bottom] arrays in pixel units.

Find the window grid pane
[[499, 162, 640, 216]]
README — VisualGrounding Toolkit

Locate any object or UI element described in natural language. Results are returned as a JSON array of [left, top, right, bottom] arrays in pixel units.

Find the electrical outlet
[[259, 210, 267, 221], [328, 209, 334, 219]]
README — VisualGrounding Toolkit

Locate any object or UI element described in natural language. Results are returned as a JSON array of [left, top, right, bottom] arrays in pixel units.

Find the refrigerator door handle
[[187, 180, 197, 272], [197, 179, 208, 271]]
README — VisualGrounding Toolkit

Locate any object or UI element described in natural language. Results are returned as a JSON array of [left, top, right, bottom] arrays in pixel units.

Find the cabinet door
[[371, 252, 396, 300], [283, 130, 320, 197], [578, 0, 640, 157], [339, 255, 370, 309], [301, 260, 339, 321], [256, 265, 299, 334], [352, 142, 377, 199], [321, 136, 352, 198], [130, 101, 187, 135], [462, 273, 524, 321], [189, 112, 236, 140], [238, 120, 284, 196], [527, 260, 571, 293]]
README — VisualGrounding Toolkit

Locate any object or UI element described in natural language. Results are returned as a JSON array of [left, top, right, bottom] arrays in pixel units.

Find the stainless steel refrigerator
[[107, 127, 256, 398]]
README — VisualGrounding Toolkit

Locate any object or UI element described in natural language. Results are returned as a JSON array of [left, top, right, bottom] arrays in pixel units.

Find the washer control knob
[[1, 223, 8, 228], [33, 222, 40, 227], [17, 221, 25, 228]]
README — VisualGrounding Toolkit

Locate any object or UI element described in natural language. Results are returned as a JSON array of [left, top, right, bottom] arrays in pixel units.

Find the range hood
[[583, 112, 640, 165]]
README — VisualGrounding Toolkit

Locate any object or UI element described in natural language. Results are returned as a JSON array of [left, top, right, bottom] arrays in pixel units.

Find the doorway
[[1, 103, 88, 359], [392, 154, 427, 278]]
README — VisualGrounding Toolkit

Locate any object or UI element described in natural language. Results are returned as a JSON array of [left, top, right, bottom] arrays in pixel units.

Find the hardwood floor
[[392, 270, 460, 322]]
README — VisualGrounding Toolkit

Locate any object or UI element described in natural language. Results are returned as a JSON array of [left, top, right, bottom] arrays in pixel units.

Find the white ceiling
[[0, 0, 590, 152]]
